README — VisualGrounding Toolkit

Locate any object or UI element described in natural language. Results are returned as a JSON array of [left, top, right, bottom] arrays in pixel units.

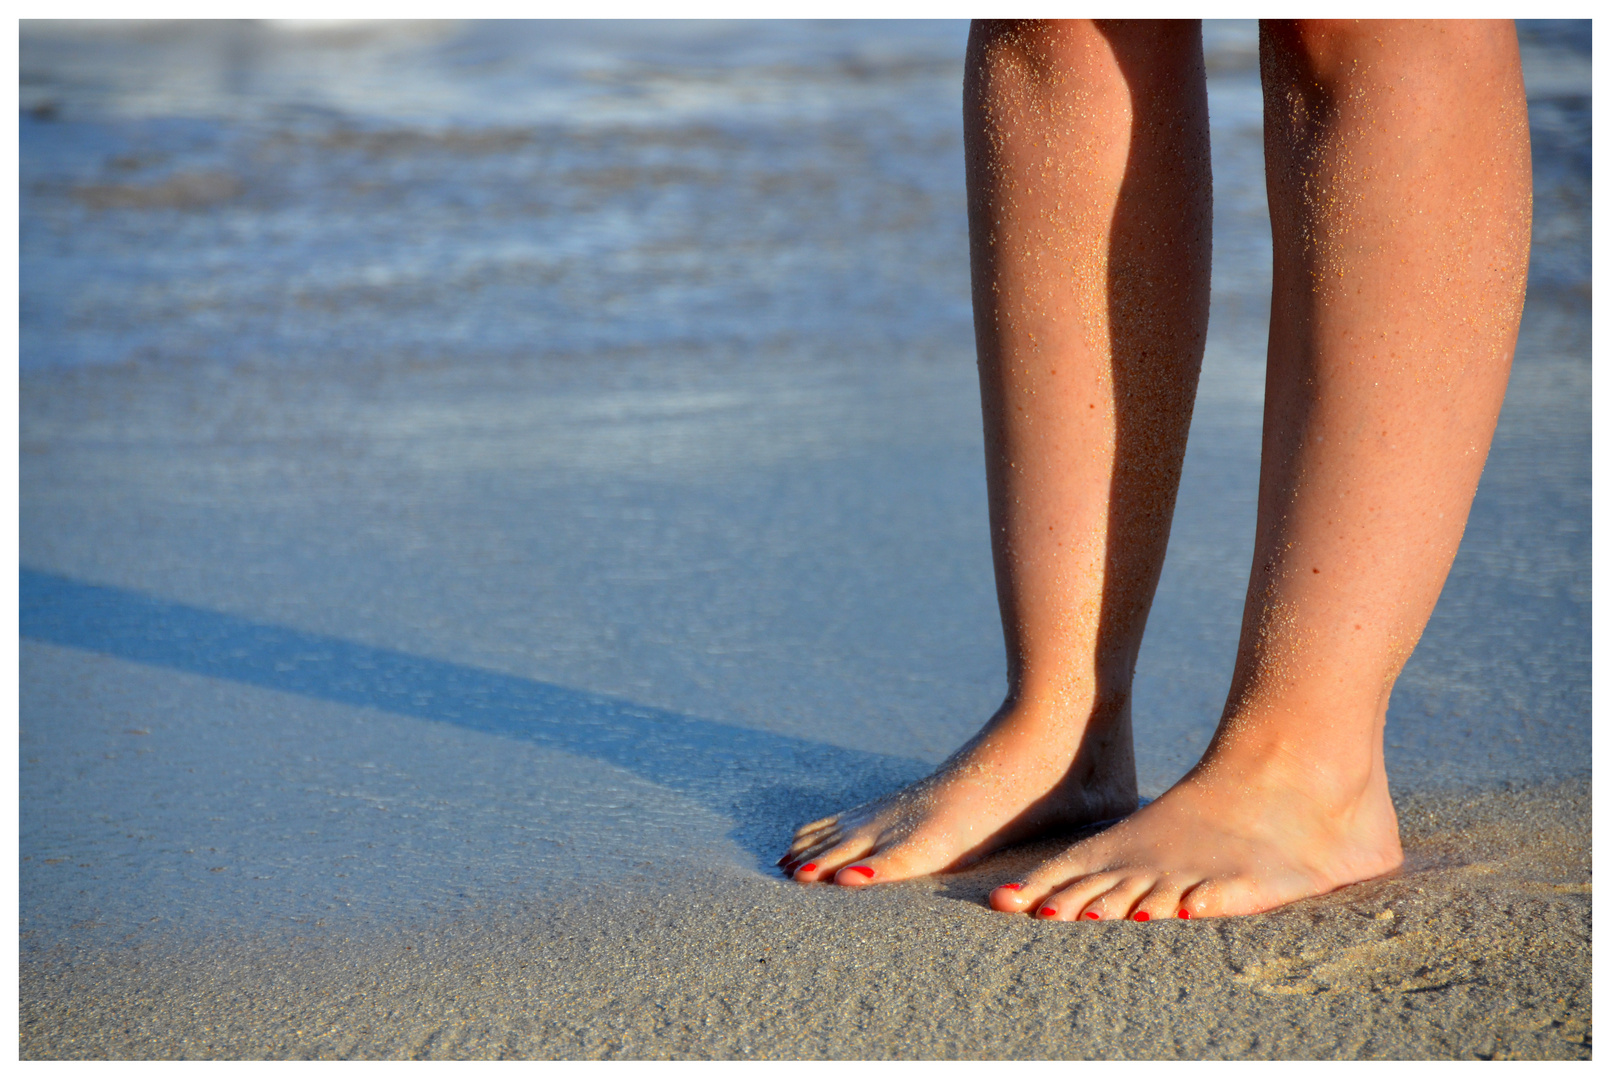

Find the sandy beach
[[20, 20, 1590, 1059], [21, 779, 1591, 1059]]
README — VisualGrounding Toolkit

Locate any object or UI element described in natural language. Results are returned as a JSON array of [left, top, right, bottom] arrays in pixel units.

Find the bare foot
[[986, 727, 1404, 920], [778, 698, 1139, 886]]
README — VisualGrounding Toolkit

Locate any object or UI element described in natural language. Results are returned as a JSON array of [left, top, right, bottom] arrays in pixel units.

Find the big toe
[[1178, 875, 1270, 919]]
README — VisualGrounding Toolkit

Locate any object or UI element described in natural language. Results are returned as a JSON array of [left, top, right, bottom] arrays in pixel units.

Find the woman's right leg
[[779, 19, 1211, 886]]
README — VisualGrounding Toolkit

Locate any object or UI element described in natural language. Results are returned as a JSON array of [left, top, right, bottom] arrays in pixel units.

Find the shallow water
[[20, 19, 1590, 961]]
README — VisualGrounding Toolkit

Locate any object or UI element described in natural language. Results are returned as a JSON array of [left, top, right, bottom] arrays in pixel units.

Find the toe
[[796, 815, 839, 836], [1035, 871, 1123, 921], [1131, 874, 1203, 922], [1179, 876, 1263, 915], [997, 856, 1093, 912], [1178, 875, 1268, 919], [794, 833, 877, 884], [778, 843, 813, 867], [826, 831, 957, 886], [782, 820, 838, 858], [988, 880, 1033, 912], [834, 862, 880, 886], [828, 839, 935, 886], [832, 846, 921, 885], [1081, 874, 1155, 922], [784, 833, 842, 879], [790, 859, 827, 881], [790, 846, 844, 882], [1177, 879, 1219, 919]]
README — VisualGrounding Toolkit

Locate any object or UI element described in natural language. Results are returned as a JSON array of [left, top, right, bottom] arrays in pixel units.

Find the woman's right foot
[[777, 697, 1139, 886]]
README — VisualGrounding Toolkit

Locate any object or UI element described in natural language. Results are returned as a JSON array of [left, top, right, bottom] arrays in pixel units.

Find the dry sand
[[22, 778, 1589, 1060]]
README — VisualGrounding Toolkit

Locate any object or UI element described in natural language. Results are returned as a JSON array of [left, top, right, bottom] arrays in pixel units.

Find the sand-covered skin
[[21, 780, 1588, 1060]]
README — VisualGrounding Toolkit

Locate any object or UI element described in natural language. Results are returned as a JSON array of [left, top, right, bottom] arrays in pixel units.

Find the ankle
[[1003, 679, 1132, 732], [1200, 711, 1386, 810], [971, 689, 1137, 798]]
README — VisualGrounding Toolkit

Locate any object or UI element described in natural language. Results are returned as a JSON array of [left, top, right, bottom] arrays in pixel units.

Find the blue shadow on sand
[[20, 568, 926, 865]]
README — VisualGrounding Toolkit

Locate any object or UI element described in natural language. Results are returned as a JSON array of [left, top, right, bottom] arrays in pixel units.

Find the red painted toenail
[[1133, 911, 1150, 922], [799, 863, 817, 873], [846, 866, 874, 878], [1178, 908, 1191, 920], [1038, 907, 1056, 917], [1083, 911, 1100, 920], [1001, 883, 1022, 891]]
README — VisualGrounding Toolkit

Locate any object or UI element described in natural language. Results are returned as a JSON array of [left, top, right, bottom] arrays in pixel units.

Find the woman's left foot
[[988, 730, 1404, 920]]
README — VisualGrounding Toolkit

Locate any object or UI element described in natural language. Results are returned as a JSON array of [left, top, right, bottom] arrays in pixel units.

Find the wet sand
[[22, 780, 1589, 1059]]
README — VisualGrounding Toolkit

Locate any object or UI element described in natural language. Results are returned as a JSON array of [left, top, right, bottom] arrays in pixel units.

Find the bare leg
[[991, 19, 1531, 920], [779, 19, 1210, 885]]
